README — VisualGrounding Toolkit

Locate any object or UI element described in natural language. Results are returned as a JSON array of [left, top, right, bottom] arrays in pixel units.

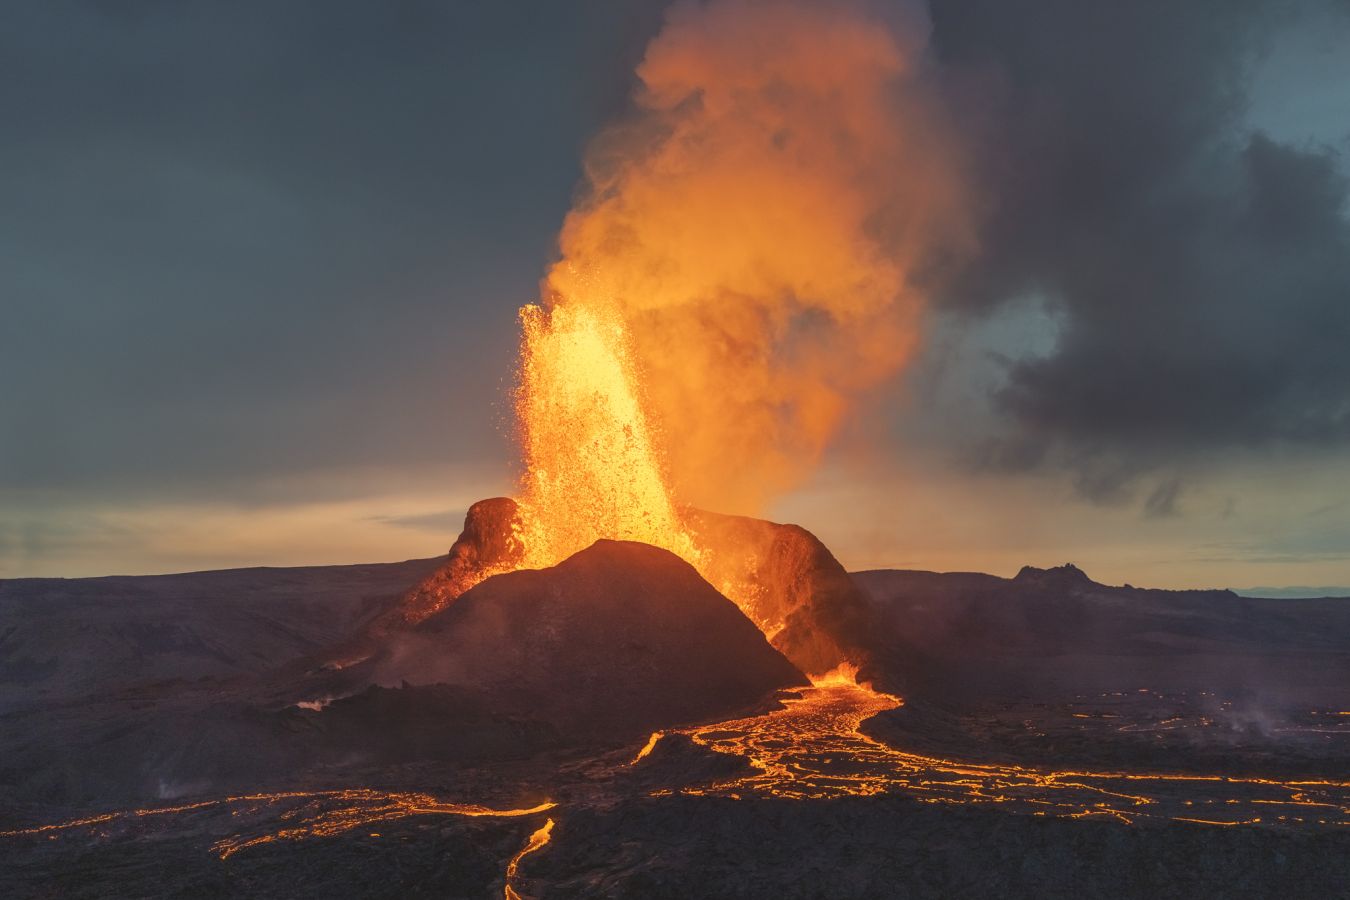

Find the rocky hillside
[[854, 562, 1350, 702], [0, 557, 445, 713], [373, 540, 808, 741]]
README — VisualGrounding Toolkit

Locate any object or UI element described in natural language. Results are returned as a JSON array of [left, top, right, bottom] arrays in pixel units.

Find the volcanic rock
[[376, 540, 808, 741], [527, 793, 1350, 900], [1013, 562, 1094, 590], [853, 564, 1350, 776], [374, 497, 524, 632], [623, 732, 756, 789], [683, 508, 886, 678], [385, 498, 888, 682], [0, 556, 444, 714]]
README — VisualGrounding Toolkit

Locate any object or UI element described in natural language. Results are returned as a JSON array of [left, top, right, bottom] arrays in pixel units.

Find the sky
[[3, 0, 1349, 589]]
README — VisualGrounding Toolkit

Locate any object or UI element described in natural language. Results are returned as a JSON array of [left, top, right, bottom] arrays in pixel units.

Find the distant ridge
[[1233, 586, 1350, 599]]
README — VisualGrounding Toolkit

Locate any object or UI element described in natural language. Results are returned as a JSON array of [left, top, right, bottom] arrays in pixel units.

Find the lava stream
[[639, 680, 1350, 827], [0, 789, 556, 861], [504, 817, 555, 900]]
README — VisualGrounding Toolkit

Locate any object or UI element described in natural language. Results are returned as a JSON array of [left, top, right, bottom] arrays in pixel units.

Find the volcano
[[374, 498, 886, 681], [370, 539, 808, 741]]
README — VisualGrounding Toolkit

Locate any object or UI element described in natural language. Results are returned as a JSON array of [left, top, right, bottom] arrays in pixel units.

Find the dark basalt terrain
[[8, 790, 1349, 899], [2, 515, 1348, 899], [530, 794, 1350, 899], [0, 557, 446, 713], [0, 539, 804, 809], [856, 562, 1350, 704], [856, 564, 1350, 781]]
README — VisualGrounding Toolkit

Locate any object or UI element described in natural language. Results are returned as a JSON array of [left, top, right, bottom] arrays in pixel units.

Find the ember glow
[[503, 818, 555, 900]]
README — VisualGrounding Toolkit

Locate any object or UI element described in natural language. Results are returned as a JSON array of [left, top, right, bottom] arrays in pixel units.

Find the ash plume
[[545, 0, 973, 513]]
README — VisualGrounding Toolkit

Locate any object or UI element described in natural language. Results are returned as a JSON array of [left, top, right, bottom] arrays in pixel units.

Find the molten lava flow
[[513, 301, 701, 572], [503, 818, 555, 900], [0, 790, 556, 860], [810, 661, 865, 688], [211, 793, 555, 861], [630, 729, 666, 765], [634, 680, 1350, 826]]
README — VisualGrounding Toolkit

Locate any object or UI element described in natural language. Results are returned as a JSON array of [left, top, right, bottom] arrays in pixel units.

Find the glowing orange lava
[[636, 681, 1350, 827], [513, 301, 700, 573], [514, 295, 799, 633], [630, 729, 666, 765], [0, 790, 556, 861], [211, 793, 555, 861], [504, 817, 555, 900]]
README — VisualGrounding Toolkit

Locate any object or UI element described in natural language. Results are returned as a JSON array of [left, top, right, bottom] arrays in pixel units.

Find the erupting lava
[[513, 300, 700, 573], [495, 0, 971, 631]]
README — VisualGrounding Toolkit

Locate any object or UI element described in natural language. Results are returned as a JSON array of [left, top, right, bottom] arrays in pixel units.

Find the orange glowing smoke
[[544, 0, 970, 513], [512, 0, 969, 581]]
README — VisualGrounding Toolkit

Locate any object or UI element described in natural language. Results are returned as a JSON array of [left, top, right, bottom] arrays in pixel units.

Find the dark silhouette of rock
[[373, 497, 524, 632], [1013, 562, 1094, 588], [380, 540, 807, 741]]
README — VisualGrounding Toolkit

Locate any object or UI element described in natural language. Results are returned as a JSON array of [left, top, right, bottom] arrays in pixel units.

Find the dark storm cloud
[[927, 0, 1350, 495], [0, 0, 664, 500]]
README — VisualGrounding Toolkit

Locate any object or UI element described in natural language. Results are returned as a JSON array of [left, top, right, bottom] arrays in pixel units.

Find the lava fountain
[[501, 0, 971, 633], [513, 299, 700, 572]]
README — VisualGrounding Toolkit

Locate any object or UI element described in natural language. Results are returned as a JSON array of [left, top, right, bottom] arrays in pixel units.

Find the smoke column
[[544, 0, 971, 513]]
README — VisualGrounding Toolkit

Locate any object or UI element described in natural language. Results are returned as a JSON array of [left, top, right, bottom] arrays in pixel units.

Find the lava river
[[637, 677, 1350, 827], [9, 678, 1350, 899]]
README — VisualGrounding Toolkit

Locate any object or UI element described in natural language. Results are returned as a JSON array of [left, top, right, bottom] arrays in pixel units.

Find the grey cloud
[[926, 0, 1350, 497], [1143, 477, 1184, 519]]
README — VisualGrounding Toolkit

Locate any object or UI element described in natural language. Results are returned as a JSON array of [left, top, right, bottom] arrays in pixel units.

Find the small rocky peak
[[1014, 562, 1093, 587]]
